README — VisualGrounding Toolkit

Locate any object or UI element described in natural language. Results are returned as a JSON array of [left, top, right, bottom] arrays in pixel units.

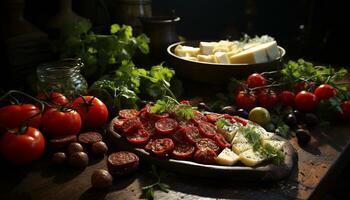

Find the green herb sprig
[[142, 165, 170, 200], [150, 96, 194, 121]]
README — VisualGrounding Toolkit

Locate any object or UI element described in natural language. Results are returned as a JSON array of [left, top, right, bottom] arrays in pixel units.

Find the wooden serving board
[[107, 117, 296, 181]]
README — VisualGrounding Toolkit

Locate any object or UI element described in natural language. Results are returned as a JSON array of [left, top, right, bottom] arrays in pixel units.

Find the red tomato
[[72, 96, 108, 130], [155, 118, 178, 134], [196, 138, 220, 153], [205, 113, 221, 123], [171, 143, 195, 159], [42, 108, 81, 138], [121, 117, 142, 134], [247, 73, 267, 88], [37, 92, 69, 107], [295, 91, 319, 112], [314, 84, 337, 100], [294, 81, 316, 93], [198, 121, 216, 138], [0, 104, 42, 132], [150, 138, 175, 156], [182, 126, 202, 144], [340, 100, 350, 121], [113, 118, 126, 130], [0, 127, 45, 165], [213, 134, 231, 149], [277, 91, 295, 107], [258, 89, 277, 109], [126, 128, 150, 145], [172, 129, 187, 144], [235, 91, 257, 110], [231, 116, 248, 126], [194, 149, 217, 164], [191, 110, 207, 125], [118, 109, 139, 119]]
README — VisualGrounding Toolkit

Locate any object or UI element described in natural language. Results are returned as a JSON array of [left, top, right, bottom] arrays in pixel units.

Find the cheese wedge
[[197, 54, 217, 63], [200, 42, 216, 55], [216, 148, 240, 166], [175, 45, 200, 57], [218, 123, 241, 143], [231, 130, 249, 144], [231, 142, 252, 155], [214, 52, 230, 64], [229, 41, 279, 64], [262, 140, 285, 151], [239, 149, 266, 167], [184, 56, 198, 61]]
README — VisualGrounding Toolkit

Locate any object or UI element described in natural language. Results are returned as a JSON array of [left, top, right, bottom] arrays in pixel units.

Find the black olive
[[197, 102, 211, 111], [295, 128, 311, 146], [293, 110, 304, 121], [220, 106, 236, 115], [91, 169, 113, 188], [236, 109, 248, 119], [284, 113, 297, 126], [52, 152, 66, 165], [303, 113, 319, 126]]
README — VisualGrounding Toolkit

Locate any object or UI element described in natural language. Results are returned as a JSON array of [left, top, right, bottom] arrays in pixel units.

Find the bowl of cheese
[[166, 35, 285, 83]]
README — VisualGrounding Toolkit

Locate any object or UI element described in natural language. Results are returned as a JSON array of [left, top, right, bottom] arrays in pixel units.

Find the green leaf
[[145, 188, 154, 200], [136, 34, 150, 54], [158, 183, 170, 193], [275, 122, 290, 138], [110, 24, 121, 34]]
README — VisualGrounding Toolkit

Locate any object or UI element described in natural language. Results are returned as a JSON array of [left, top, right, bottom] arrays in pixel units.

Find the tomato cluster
[[0, 91, 109, 165], [234, 73, 350, 120], [113, 107, 245, 164]]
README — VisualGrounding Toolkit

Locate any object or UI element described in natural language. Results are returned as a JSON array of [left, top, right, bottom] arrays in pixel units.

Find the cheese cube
[[174, 45, 200, 57], [218, 123, 241, 143], [229, 41, 279, 64], [200, 42, 217, 55], [231, 131, 249, 144], [216, 148, 240, 166], [239, 149, 266, 167], [214, 52, 230, 64], [231, 142, 252, 155], [262, 140, 285, 151], [197, 54, 217, 63]]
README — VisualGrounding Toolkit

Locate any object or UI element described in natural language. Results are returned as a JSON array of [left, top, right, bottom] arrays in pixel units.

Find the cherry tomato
[[258, 89, 277, 109], [113, 118, 126, 130], [231, 116, 248, 126], [155, 118, 178, 134], [0, 104, 42, 132], [72, 96, 108, 130], [213, 134, 231, 149], [205, 113, 221, 123], [0, 127, 45, 165], [172, 129, 187, 144], [150, 138, 175, 156], [294, 81, 316, 93], [314, 84, 336, 100], [193, 149, 217, 164], [37, 92, 69, 108], [191, 110, 207, 125], [247, 73, 267, 88], [126, 128, 150, 145], [182, 126, 202, 144], [121, 117, 142, 134], [340, 100, 350, 121], [198, 121, 216, 138], [295, 91, 319, 112], [179, 100, 190, 105], [235, 91, 257, 110], [118, 109, 139, 119], [171, 143, 195, 159], [42, 108, 81, 138], [196, 138, 220, 153], [277, 91, 295, 107]]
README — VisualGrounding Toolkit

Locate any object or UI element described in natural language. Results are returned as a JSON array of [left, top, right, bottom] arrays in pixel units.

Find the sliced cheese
[[219, 123, 241, 143], [200, 42, 216, 55], [231, 130, 249, 144], [262, 140, 285, 151], [231, 142, 252, 155], [216, 148, 240, 166], [184, 56, 198, 61], [175, 45, 200, 57], [248, 124, 274, 140], [197, 54, 217, 63], [229, 41, 279, 64], [214, 52, 230, 64], [239, 149, 266, 167]]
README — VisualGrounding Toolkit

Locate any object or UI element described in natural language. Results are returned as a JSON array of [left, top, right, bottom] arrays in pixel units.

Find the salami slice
[[50, 135, 77, 148], [107, 151, 139, 176], [78, 132, 103, 145]]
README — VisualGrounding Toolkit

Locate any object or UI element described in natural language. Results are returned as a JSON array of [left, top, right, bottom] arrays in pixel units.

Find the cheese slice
[[262, 140, 285, 151], [214, 52, 230, 64], [218, 123, 241, 143], [216, 148, 240, 166], [200, 42, 217, 55], [239, 149, 266, 167], [248, 124, 274, 140], [229, 41, 279, 64], [231, 142, 252, 155], [231, 130, 249, 144], [175, 45, 200, 57], [197, 54, 217, 63]]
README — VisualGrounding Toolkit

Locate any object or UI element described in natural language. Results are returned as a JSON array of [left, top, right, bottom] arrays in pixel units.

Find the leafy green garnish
[[150, 96, 194, 121], [142, 165, 170, 200]]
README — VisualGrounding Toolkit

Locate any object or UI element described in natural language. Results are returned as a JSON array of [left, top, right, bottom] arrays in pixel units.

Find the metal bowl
[[167, 41, 286, 84]]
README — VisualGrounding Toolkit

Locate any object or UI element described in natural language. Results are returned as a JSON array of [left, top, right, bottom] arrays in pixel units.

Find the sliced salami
[[107, 151, 139, 176]]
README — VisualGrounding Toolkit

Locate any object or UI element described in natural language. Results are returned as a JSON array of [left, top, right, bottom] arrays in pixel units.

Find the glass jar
[[36, 58, 88, 99]]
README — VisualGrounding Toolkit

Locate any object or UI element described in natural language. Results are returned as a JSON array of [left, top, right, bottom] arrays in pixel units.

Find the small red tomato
[[277, 91, 295, 107], [257, 89, 278, 109], [235, 91, 257, 110], [314, 84, 337, 100], [0, 127, 45, 165], [340, 100, 350, 121], [72, 96, 108, 130], [295, 91, 319, 112], [247, 73, 267, 88], [37, 92, 69, 107]]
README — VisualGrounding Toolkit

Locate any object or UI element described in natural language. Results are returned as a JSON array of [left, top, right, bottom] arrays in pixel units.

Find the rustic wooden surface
[[0, 121, 349, 200]]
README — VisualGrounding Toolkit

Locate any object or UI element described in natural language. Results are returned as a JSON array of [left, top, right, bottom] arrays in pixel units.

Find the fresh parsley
[[142, 165, 170, 200], [150, 96, 194, 121]]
